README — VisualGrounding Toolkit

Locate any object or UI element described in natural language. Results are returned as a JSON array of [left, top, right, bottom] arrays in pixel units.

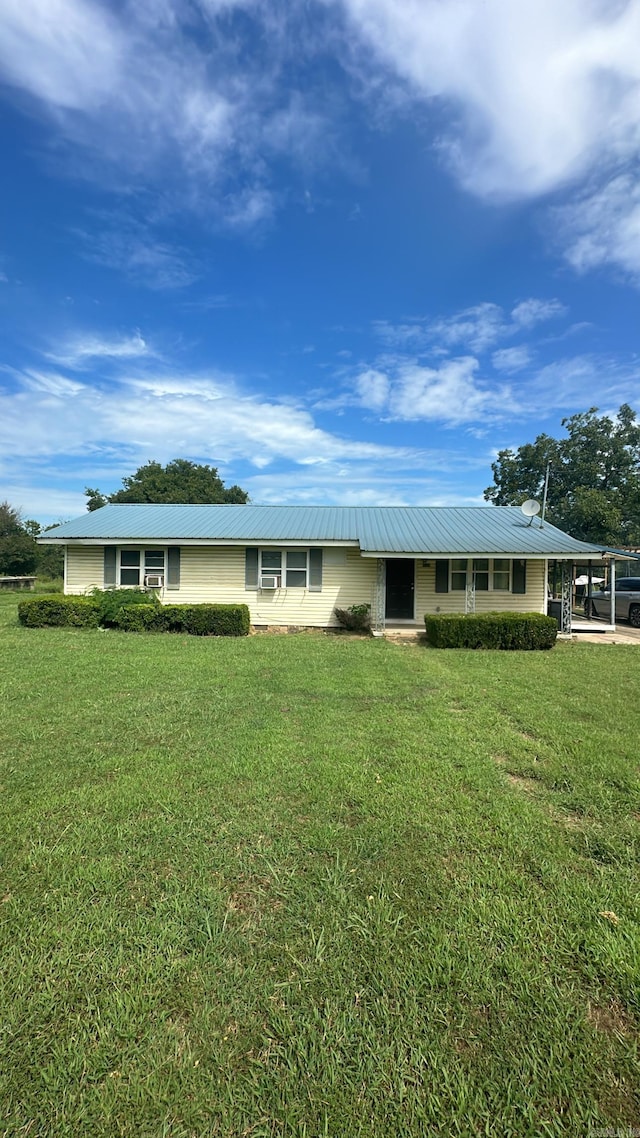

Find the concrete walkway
[[570, 625, 640, 645]]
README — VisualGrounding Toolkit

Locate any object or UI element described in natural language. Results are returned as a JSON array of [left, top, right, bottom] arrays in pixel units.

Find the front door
[[385, 559, 415, 620]]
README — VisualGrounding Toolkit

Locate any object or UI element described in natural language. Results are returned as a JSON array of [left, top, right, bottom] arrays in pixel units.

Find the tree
[[0, 501, 38, 576], [484, 404, 640, 545], [85, 459, 249, 511]]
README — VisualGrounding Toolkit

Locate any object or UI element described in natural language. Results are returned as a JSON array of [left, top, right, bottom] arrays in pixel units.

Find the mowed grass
[[1, 594, 639, 1138]]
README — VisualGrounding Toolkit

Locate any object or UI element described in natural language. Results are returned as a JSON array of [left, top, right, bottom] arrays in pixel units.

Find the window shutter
[[245, 547, 259, 589], [104, 547, 117, 586], [435, 560, 449, 593], [167, 547, 181, 590], [512, 559, 527, 594], [308, 548, 323, 592]]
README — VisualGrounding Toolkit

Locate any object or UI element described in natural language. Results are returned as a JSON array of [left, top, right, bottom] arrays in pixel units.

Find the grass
[[0, 593, 638, 1137]]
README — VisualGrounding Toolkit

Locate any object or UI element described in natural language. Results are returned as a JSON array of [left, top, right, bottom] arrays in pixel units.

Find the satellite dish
[[521, 499, 541, 523]]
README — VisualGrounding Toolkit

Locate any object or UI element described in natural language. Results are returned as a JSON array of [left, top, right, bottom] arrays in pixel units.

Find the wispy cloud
[[337, 0, 640, 280], [554, 174, 640, 279], [492, 346, 532, 374], [74, 215, 201, 290], [338, 0, 640, 198], [46, 330, 153, 369], [0, 340, 418, 477], [0, 0, 337, 236], [373, 297, 566, 356]]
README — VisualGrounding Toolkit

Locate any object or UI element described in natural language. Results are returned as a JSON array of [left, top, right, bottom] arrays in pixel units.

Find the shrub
[[424, 611, 557, 650], [113, 602, 250, 636], [18, 595, 100, 628], [112, 604, 162, 632], [157, 605, 188, 632], [180, 604, 250, 637], [90, 587, 161, 627], [334, 603, 372, 632]]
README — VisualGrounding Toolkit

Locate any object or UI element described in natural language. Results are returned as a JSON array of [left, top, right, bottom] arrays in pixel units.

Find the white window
[[119, 549, 165, 587], [450, 558, 511, 591], [259, 549, 308, 588]]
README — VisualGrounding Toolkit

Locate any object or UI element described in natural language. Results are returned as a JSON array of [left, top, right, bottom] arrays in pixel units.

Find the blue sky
[[1, 0, 640, 524]]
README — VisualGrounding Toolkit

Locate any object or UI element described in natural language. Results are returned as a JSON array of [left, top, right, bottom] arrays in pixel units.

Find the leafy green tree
[[484, 405, 640, 545], [85, 459, 248, 511], [0, 501, 38, 575]]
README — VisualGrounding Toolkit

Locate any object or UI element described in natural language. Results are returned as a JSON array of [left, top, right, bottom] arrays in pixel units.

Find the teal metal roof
[[40, 504, 605, 558]]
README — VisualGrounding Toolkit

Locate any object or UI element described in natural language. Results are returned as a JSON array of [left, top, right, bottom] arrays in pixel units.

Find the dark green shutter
[[104, 547, 117, 586], [512, 559, 527, 594], [308, 548, 323, 592], [167, 547, 180, 590], [245, 547, 259, 589], [435, 560, 449, 593]]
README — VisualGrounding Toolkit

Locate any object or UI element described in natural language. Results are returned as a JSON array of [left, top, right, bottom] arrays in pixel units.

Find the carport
[[549, 549, 640, 635]]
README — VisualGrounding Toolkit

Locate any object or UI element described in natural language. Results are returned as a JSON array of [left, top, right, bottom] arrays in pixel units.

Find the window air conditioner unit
[[145, 573, 164, 588], [260, 574, 281, 590]]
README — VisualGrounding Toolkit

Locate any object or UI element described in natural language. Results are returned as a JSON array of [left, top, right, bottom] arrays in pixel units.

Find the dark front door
[[385, 559, 415, 619]]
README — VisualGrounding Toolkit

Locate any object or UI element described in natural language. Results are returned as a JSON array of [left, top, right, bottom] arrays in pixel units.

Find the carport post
[[561, 562, 572, 634], [610, 556, 616, 630]]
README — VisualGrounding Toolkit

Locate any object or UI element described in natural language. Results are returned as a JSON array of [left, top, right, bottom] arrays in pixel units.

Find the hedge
[[18, 596, 251, 636], [113, 602, 251, 637], [18, 595, 100, 629], [424, 611, 557, 650]]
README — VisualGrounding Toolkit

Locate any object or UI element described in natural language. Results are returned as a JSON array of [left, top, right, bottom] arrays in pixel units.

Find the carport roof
[[41, 504, 608, 559]]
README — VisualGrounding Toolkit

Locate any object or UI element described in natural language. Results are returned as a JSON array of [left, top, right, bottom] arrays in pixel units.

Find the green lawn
[[1, 594, 638, 1137]]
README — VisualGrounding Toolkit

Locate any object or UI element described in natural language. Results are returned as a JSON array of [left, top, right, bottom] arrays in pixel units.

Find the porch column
[[372, 558, 386, 636], [561, 561, 572, 634]]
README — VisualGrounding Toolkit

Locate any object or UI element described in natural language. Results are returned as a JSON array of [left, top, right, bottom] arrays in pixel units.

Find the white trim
[[362, 550, 605, 561], [118, 546, 167, 588], [449, 557, 513, 593], [40, 537, 359, 548], [259, 547, 309, 590]]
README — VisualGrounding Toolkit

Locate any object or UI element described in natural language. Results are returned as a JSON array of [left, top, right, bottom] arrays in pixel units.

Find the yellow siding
[[65, 545, 546, 624], [178, 546, 376, 626], [65, 546, 104, 594], [415, 560, 545, 618]]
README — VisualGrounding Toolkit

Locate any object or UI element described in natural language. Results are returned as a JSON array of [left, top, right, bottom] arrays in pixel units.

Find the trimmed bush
[[18, 595, 100, 628], [181, 604, 250, 637], [113, 602, 250, 636], [112, 604, 162, 633], [424, 611, 557, 650], [158, 605, 188, 632]]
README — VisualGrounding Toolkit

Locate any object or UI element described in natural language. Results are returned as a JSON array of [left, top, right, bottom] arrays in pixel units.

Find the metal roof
[[40, 503, 606, 558]]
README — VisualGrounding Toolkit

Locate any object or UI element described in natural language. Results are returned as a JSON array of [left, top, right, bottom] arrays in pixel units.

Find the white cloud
[[0, 359, 415, 474], [338, 0, 640, 198], [354, 368, 389, 410], [0, 0, 336, 233], [47, 331, 152, 369], [387, 356, 512, 425], [492, 346, 531, 374], [556, 173, 640, 277], [337, 0, 640, 280], [427, 303, 505, 353], [511, 298, 567, 328], [374, 297, 567, 356]]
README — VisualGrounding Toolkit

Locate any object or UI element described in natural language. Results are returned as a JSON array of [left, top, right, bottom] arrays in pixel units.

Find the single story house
[[40, 503, 614, 633]]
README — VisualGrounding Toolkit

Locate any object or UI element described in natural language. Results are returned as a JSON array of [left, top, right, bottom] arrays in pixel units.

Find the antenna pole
[[541, 460, 551, 527]]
